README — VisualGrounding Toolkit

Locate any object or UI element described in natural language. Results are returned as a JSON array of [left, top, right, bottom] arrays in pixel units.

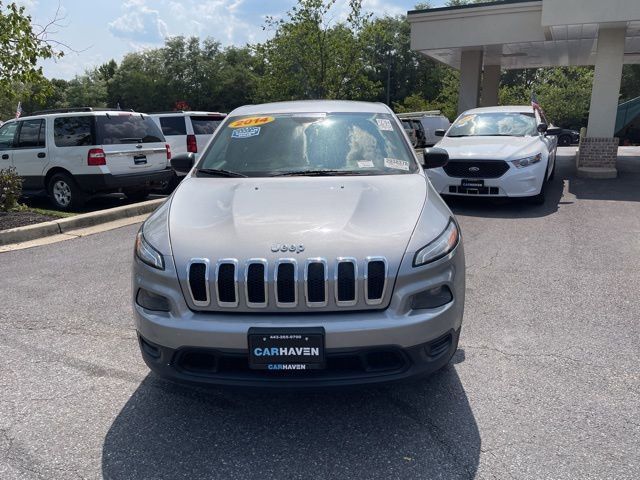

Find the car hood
[[438, 136, 541, 160], [168, 175, 427, 270]]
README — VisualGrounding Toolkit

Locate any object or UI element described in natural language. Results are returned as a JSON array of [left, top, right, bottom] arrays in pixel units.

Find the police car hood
[[168, 174, 427, 269], [437, 135, 541, 160]]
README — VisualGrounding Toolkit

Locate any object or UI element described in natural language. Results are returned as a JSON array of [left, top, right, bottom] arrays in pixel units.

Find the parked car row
[[0, 107, 227, 210]]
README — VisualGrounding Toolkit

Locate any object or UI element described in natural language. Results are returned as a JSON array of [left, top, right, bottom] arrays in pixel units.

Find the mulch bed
[[0, 211, 58, 231]]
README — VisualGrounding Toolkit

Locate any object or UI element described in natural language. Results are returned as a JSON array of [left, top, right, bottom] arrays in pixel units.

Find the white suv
[[150, 111, 226, 159], [0, 108, 173, 210]]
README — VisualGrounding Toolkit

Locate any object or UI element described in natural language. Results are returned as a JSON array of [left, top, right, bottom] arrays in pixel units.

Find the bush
[[0, 167, 22, 212]]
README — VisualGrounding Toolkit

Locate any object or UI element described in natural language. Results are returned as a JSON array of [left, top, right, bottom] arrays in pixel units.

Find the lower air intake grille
[[188, 262, 208, 304], [277, 262, 296, 304]]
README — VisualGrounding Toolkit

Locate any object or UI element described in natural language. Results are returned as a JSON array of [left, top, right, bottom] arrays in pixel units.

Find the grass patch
[[12, 204, 76, 218]]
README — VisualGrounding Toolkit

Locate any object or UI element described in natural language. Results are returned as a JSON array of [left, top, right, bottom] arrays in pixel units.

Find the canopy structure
[[408, 0, 640, 177]]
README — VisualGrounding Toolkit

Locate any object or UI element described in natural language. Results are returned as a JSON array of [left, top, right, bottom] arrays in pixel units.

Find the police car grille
[[443, 160, 510, 178]]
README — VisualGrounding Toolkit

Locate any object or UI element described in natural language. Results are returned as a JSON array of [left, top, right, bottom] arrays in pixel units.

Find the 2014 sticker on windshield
[[384, 158, 410, 171], [229, 116, 274, 128], [376, 118, 394, 131], [231, 127, 261, 139]]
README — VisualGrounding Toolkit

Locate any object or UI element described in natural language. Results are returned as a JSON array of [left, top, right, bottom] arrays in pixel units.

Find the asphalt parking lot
[[0, 154, 638, 479]]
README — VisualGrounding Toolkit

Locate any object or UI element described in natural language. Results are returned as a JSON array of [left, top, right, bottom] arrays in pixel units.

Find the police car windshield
[[448, 112, 537, 138], [198, 113, 418, 177]]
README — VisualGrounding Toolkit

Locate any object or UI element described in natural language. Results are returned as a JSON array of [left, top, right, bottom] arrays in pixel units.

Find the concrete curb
[[0, 198, 164, 246]]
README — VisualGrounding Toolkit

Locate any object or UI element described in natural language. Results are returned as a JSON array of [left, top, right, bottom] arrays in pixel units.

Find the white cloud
[[109, 0, 168, 44]]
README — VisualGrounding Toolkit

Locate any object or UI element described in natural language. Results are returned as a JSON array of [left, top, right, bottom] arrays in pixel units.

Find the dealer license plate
[[461, 179, 484, 188], [248, 327, 325, 371]]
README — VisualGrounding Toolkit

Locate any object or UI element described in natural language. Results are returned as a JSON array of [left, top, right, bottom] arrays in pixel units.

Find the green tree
[[255, 0, 380, 101], [0, 1, 62, 99]]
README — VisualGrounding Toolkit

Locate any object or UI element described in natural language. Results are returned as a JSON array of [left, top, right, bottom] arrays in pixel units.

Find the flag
[[15, 102, 22, 119], [531, 92, 543, 115]]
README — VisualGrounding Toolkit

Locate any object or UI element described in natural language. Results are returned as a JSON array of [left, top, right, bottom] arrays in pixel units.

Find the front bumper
[[75, 168, 174, 194], [137, 328, 460, 387], [427, 160, 546, 198]]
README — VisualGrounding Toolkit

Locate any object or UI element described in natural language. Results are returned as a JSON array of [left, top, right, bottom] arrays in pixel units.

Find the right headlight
[[135, 230, 165, 270], [413, 219, 459, 267]]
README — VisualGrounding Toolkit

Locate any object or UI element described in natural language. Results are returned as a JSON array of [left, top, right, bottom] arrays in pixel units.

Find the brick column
[[577, 137, 619, 179]]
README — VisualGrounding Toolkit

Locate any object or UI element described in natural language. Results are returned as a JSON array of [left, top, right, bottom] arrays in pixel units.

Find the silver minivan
[[0, 108, 173, 209], [133, 100, 465, 387]]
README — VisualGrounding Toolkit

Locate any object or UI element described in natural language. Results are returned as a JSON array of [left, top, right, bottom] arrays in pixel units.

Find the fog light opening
[[136, 288, 171, 312], [179, 351, 218, 374], [411, 285, 453, 310]]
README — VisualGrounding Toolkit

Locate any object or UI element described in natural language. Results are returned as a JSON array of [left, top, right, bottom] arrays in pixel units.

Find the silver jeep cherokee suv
[[132, 100, 465, 387]]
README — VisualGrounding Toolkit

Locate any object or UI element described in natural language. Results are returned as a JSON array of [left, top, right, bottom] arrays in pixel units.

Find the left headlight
[[510, 153, 541, 168], [413, 219, 460, 267], [135, 230, 165, 270]]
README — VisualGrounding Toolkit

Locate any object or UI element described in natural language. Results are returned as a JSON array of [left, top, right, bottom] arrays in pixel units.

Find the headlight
[[135, 230, 165, 270], [413, 219, 459, 267], [510, 153, 541, 168]]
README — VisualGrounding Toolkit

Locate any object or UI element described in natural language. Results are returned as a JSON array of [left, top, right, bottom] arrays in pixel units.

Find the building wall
[[542, 0, 640, 26]]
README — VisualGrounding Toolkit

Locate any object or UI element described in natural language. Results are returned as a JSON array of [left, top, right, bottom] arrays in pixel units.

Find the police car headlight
[[413, 219, 459, 267], [511, 153, 541, 168], [135, 230, 165, 270]]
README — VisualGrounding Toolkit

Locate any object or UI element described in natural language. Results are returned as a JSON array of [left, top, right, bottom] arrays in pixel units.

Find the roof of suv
[[12, 110, 149, 121], [230, 100, 393, 116]]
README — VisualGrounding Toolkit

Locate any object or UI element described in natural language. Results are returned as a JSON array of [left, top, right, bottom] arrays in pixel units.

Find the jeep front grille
[[185, 257, 389, 310]]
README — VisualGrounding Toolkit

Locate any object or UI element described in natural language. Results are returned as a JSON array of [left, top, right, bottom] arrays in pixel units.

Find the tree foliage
[[0, 1, 61, 100]]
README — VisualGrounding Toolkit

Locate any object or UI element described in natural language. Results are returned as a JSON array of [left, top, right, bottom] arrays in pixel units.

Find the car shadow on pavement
[[101, 362, 480, 479]]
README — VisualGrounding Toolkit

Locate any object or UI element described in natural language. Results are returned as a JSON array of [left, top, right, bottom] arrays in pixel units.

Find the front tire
[[558, 135, 572, 147], [48, 173, 85, 211]]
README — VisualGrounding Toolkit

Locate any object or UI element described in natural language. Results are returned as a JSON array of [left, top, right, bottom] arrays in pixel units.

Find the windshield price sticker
[[357, 160, 375, 169], [376, 118, 394, 131], [231, 127, 261, 139], [229, 116, 275, 128], [384, 158, 410, 171]]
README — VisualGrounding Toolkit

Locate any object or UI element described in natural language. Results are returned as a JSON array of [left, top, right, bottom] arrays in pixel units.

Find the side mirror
[[434, 129, 446, 137], [545, 127, 562, 136], [537, 123, 548, 134], [171, 152, 195, 174], [422, 147, 449, 169]]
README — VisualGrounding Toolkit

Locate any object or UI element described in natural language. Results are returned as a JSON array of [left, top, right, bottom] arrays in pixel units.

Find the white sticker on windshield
[[384, 158, 410, 171], [231, 126, 260, 139], [357, 160, 375, 169], [376, 119, 394, 131]]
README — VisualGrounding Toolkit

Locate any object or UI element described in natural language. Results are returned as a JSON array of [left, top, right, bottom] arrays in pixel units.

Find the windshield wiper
[[196, 168, 247, 178], [272, 169, 371, 177]]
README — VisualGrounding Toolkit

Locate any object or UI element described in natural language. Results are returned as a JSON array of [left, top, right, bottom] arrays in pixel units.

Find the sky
[[20, 0, 447, 80]]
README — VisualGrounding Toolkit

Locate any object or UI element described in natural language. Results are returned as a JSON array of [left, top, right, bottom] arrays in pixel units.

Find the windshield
[[448, 112, 537, 138], [97, 114, 164, 144], [198, 112, 418, 177]]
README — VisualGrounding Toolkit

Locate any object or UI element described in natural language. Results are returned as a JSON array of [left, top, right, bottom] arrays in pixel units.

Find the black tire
[[124, 188, 151, 202], [558, 135, 572, 147], [47, 172, 85, 211], [156, 172, 181, 195]]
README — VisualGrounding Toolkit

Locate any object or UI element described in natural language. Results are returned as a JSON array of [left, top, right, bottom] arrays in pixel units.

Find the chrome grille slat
[[215, 259, 239, 307], [187, 259, 210, 307], [245, 259, 268, 308], [364, 257, 388, 306], [335, 257, 357, 307], [304, 258, 328, 307], [275, 259, 298, 307]]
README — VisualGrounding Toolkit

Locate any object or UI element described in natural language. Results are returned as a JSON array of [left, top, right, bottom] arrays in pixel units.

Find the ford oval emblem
[[468, 166, 480, 172]]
